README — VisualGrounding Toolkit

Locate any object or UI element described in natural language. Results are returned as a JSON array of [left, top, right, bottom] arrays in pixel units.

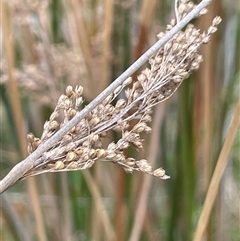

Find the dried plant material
[[18, 1, 221, 181], [0, 44, 87, 106], [0, 0, 220, 193]]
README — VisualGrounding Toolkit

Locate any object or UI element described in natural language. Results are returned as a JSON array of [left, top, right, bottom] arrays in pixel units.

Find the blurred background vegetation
[[0, 0, 239, 241]]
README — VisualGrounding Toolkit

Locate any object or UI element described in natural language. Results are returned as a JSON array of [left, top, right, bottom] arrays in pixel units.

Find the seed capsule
[[137, 160, 153, 173], [27, 133, 35, 143], [153, 168, 165, 177], [66, 162, 78, 169], [89, 149, 97, 159], [123, 77, 132, 86], [66, 86, 73, 97], [113, 85, 122, 95], [133, 122, 147, 133], [33, 139, 42, 149], [66, 151, 77, 162], [49, 120, 59, 131], [54, 161, 65, 170], [75, 85, 83, 96], [115, 99, 126, 109], [96, 149, 107, 158]]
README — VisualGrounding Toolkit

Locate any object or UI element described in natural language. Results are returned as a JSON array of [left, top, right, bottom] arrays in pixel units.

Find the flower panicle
[[24, 1, 221, 180]]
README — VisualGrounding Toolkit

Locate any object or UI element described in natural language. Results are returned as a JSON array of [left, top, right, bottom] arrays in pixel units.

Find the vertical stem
[[178, 81, 196, 241], [193, 98, 240, 241], [1, 4, 48, 241]]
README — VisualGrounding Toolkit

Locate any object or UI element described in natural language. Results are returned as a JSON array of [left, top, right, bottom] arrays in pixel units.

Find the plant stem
[[0, 0, 212, 193], [193, 98, 240, 241]]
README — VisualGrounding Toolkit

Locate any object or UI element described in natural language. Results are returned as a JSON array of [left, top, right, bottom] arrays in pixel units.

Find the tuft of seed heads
[[23, 1, 221, 180]]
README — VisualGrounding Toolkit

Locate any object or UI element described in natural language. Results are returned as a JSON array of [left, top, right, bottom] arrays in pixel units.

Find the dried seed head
[[104, 103, 114, 113], [102, 93, 114, 105], [58, 94, 68, 107], [81, 159, 95, 169], [62, 134, 73, 142], [49, 111, 59, 121], [75, 85, 83, 96], [133, 80, 142, 90], [106, 150, 116, 159], [89, 149, 97, 159], [75, 97, 83, 107], [82, 152, 90, 161], [138, 73, 147, 83], [107, 142, 117, 150], [75, 148, 83, 156], [63, 98, 72, 109], [66, 151, 77, 162], [66, 162, 78, 169], [70, 126, 76, 133], [27, 133, 35, 143], [199, 8, 208, 16], [54, 161, 65, 170], [66, 86, 74, 98], [157, 32, 165, 39], [23, 2, 221, 181], [67, 109, 77, 119], [137, 159, 153, 173], [208, 26, 218, 34], [144, 126, 152, 133], [142, 115, 152, 122], [32, 138, 42, 149], [117, 140, 129, 150], [124, 166, 134, 173], [133, 122, 147, 133], [115, 99, 126, 109], [132, 140, 143, 149], [90, 117, 100, 126], [96, 149, 107, 158], [153, 168, 166, 177], [212, 16, 222, 26], [126, 159, 136, 167], [114, 85, 123, 96], [88, 133, 99, 143], [123, 77, 132, 86], [115, 153, 124, 161], [43, 121, 50, 130]]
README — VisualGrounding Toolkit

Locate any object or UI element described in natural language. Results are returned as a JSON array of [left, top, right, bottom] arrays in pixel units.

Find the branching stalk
[[0, 0, 213, 193]]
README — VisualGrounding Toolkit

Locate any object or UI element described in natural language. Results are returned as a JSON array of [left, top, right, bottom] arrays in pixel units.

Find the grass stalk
[[83, 170, 116, 240], [178, 81, 196, 241], [1, 4, 26, 155], [70, 0, 94, 94], [115, 4, 133, 240], [193, 98, 240, 241], [1, 4, 48, 241], [1, 193, 31, 241], [101, 0, 114, 90], [60, 173, 73, 240]]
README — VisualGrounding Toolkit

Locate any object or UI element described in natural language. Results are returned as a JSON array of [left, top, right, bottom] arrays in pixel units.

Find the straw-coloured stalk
[[193, 98, 240, 241]]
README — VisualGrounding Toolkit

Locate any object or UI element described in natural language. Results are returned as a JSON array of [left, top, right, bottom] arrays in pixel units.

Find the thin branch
[[0, 0, 212, 194]]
